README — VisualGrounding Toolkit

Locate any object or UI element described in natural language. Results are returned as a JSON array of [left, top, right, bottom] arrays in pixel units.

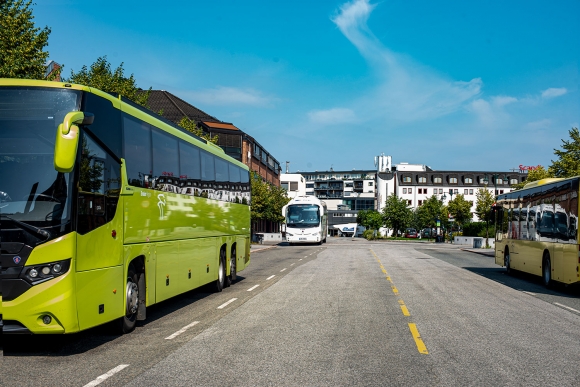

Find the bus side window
[[123, 114, 152, 188], [152, 127, 179, 192], [77, 133, 121, 235]]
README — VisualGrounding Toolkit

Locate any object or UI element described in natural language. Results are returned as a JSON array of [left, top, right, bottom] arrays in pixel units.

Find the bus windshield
[[0, 87, 81, 245], [286, 204, 320, 228]]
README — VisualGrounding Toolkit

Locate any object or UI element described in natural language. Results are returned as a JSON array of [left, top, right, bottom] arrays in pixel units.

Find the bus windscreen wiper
[[0, 214, 50, 240]]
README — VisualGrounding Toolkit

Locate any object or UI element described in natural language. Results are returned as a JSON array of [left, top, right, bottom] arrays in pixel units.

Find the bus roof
[[522, 178, 564, 189]]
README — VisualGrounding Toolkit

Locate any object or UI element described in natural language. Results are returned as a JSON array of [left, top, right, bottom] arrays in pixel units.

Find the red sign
[[519, 164, 542, 172]]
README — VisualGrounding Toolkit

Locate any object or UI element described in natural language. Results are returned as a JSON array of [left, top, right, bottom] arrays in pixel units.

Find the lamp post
[[482, 174, 509, 248], [442, 190, 455, 242]]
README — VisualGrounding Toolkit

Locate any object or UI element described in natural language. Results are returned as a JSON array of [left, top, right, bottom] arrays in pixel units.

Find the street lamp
[[442, 190, 455, 243]]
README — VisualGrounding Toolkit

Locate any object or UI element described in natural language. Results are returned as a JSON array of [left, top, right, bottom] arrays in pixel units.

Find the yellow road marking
[[391, 285, 399, 295], [381, 268, 387, 274], [398, 300, 411, 316], [408, 323, 429, 354]]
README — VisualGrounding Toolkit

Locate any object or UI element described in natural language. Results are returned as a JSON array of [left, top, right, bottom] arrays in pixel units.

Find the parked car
[[421, 228, 436, 238], [404, 228, 418, 238]]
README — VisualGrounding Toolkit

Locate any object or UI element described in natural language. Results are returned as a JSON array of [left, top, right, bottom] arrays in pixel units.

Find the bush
[[462, 222, 486, 237], [363, 229, 376, 240]]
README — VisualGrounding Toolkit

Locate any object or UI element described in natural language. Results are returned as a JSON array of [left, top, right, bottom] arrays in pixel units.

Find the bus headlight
[[22, 259, 71, 285]]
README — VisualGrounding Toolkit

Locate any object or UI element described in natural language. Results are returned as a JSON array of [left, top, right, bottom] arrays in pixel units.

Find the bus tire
[[542, 252, 552, 288], [119, 264, 139, 334], [504, 248, 512, 275], [215, 250, 226, 292], [229, 246, 237, 284]]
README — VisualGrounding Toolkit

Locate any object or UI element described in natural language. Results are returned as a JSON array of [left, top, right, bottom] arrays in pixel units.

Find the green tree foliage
[[250, 172, 289, 225], [474, 188, 495, 246], [67, 56, 151, 106], [178, 117, 219, 144], [414, 195, 447, 231], [447, 194, 472, 227], [0, 0, 51, 79], [356, 209, 384, 234], [511, 165, 552, 190], [382, 194, 412, 237], [549, 127, 580, 178]]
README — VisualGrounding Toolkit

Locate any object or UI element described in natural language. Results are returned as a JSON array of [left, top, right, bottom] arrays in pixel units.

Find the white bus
[[282, 196, 328, 245]]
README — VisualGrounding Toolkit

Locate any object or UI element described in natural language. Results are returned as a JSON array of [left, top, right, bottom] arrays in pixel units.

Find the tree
[[511, 165, 552, 190], [382, 194, 412, 237], [250, 172, 289, 230], [549, 127, 580, 178], [447, 194, 472, 227], [66, 56, 151, 106], [0, 0, 51, 79], [178, 117, 219, 144], [356, 209, 384, 236], [474, 188, 495, 247], [415, 195, 447, 235]]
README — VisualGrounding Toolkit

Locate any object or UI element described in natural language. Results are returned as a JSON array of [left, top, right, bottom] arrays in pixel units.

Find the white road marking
[[304, 256, 308, 258], [247, 285, 260, 292], [267, 275, 276, 280], [83, 364, 129, 387], [554, 302, 580, 314], [217, 298, 238, 309], [521, 291, 537, 296], [290, 263, 295, 266], [280, 268, 287, 272], [299, 259, 303, 261], [165, 321, 200, 340]]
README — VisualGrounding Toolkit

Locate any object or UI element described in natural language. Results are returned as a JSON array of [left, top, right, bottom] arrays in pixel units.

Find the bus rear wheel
[[542, 252, 552, 288], [215, 250, 226, 292], [119, 264, 139, 334]]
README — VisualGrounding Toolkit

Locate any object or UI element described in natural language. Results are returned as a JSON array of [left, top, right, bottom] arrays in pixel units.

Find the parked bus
[[495, 177, 580, 287], [282, 196, 327, 245], [0, 79, 251, 334]]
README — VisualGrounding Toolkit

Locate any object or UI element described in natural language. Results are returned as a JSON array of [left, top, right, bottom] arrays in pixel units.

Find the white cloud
[[541, 87, 567, 99], [308, 108, 356, 125], [492, 96, 518, 106], [330, 0, 481, 122], [526, 119, 552, 131], [185, 86, 276, 107]]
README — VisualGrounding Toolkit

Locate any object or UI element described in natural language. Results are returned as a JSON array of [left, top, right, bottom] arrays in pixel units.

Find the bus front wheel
[[542, 253, 552, 288], [119, 264, 139, 334], [504, 248, 512, 275]]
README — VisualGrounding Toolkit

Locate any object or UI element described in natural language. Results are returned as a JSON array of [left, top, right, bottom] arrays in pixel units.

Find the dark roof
[[146, 90, 221, 125]]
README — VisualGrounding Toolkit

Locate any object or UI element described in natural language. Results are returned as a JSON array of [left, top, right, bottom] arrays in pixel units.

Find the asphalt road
[[2, 239, 579, 386]]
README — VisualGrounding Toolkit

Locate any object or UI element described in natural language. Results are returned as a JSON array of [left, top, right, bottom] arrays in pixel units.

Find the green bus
[[0, 79, 251, 334]]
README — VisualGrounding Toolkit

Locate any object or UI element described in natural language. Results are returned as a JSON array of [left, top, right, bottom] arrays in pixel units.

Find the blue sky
[[35, 0, 579, 173]]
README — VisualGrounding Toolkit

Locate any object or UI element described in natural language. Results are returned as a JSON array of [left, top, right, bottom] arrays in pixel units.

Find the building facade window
[[464, 189, 468, 195], [403, 188, 407, 194], [465, 177, 473, 184], [449, 177, 458, 184], [469, 189, 473, 195], [408, 188, 412, 194], [439, 188, 443, 194], [510, 178, 518, 185], [418, 177, 426, 183], [418, 200, 423, 206], [407, 200, 412, 206], [434, 177, 442, 184], [403, 176, 411, 183]]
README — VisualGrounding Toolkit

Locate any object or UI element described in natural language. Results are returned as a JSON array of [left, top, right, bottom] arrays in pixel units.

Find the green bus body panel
[[76, 266, 124, 331], [4, 234, 79, 333]]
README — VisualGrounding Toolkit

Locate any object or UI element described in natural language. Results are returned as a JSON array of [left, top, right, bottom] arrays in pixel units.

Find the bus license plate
[[299, 238, 306, 240]]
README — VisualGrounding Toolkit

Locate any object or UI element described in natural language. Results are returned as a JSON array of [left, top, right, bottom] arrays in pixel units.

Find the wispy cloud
[[308, 108, 356, 124], [541, 87, 567, 99], [330, 0, 482, 122], [185, 86, 277, 107]]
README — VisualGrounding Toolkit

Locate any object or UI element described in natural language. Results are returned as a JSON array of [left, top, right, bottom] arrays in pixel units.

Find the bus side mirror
[[54, 111, 94, 173]]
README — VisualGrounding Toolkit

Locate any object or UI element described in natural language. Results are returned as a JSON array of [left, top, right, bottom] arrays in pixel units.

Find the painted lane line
[[304, 256, 308, 258], [217, 298, 238, 309], [391, 285, 399, 295], [280, 268, 287, 272], [398, 300, 411, 316], [521, 291, 537, 296], [554, 302, 580, 314], [267, 275, 276, 280], [299, 259, 303, 261], [83, 364, 130, 387], [290, 263, 295, 266], [165, 321, 200, 340], [408, 323, 429, 355], [247, 285, 260, 292]]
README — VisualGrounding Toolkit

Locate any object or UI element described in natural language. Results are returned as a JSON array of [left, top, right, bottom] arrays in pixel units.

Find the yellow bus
[[495, 177, 579, 287], [0, 79, 251, 334]]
